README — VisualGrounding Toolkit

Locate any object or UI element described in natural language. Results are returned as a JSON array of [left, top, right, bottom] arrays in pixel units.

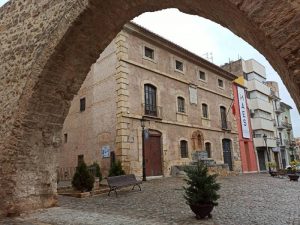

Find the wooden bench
[[107, 174, 142, 196]]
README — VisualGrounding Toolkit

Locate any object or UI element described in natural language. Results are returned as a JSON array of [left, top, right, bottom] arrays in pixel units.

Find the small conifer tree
[[72, 161, 95, 192], [108, 160, 125, 177], [184, 162, 220, 206], [89, 162, 102, 181]]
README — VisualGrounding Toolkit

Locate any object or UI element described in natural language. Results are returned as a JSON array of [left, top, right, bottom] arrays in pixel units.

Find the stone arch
[[191, 130, 205, 151], [1, 0, 300, 216]]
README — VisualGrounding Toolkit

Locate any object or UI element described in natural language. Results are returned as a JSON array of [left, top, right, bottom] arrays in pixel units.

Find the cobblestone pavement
[[1, 174, 300, 225]]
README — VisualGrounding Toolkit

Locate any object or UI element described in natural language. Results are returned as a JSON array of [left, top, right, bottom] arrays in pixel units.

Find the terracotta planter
[[288, 174, 299, 181], [189, 203, 214, 219]]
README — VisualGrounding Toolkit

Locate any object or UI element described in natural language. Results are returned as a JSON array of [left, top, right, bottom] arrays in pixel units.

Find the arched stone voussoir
[[0, 0, 300, 216]]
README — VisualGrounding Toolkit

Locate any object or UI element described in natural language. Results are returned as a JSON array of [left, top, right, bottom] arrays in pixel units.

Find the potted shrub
[[109, 160, 125, 177], [183, 162, 220, 219], [72, 161, 95, 193], [287, 160, 299, 181], [267, 162, 277, 177]]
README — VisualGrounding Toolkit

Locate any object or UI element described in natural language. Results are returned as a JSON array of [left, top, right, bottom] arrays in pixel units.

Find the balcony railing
[[281, 121, 292, 130], [220, 120, 232, 131], [274, 107, 283, 114], [143, 104, 162, 119], [275, 121, 285, 130], [270, 90, 280, 99]]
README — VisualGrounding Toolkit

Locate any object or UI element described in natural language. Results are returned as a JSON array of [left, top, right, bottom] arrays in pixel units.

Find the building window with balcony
[[205, 142, 211, 158], [220, 106, 227, 129], [202, 103, 208, 118], [144, 84, 157, 117], [180, 140, 188, 158], [177, 97, 185, 113]]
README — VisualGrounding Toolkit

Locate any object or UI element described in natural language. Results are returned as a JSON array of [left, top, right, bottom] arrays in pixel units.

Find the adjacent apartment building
[[266, 82, 295, 167], [59, 22, 241, 177], [222, 59, 295, 171]]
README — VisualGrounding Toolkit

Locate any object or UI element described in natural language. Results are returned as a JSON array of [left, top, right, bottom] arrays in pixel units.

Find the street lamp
[[141, 117, 146, 181], [263, 134, 271, 173]]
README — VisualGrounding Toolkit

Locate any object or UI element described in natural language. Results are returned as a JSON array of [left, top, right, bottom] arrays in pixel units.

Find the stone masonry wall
[[0, 0, 300, 216]]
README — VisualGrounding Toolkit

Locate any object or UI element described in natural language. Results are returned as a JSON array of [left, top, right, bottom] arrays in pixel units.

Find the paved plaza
[[1, 174, 300, 225]]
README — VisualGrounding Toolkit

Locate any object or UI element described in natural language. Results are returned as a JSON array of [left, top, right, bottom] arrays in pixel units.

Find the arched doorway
[[144, 130, 162, 177], [222, 139, 233, 171], [1, 0, 300, 216]]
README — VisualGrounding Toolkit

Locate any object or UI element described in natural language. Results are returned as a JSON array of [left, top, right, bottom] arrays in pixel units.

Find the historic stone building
[[59, 22, 241, 177]]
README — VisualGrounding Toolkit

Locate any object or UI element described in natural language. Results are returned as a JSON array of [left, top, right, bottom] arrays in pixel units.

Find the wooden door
[[144, 131, 162, 176]]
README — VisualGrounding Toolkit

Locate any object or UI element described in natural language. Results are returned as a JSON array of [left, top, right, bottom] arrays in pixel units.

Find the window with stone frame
[[205, 142, 211, 158], [175, 60, 183, 71], [144, 84, 157, 116], [144, 46, 154, 59], [177, 97, 185, 113], [199, 70, 206, 81], [218, 79, 224, 88], [180, 140, 188, 158], [202, 103, 208, 118]]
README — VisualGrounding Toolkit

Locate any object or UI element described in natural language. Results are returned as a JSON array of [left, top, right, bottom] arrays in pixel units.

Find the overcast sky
[[1, 2, 299, 136]]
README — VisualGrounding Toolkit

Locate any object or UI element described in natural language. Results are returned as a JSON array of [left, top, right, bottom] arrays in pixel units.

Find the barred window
[[180, 140, 188, 158], [177, 97, 185, 113], [202, 103, 208, 118]]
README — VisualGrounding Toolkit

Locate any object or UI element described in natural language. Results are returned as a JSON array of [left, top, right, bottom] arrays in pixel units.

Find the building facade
[[278, 102, 295, 164], [295, 137, 300, 160], [59, 22, 241, 178], [232, 78, 258, 173], [222, 59, 279, 172], [266, 82, 295, 167]]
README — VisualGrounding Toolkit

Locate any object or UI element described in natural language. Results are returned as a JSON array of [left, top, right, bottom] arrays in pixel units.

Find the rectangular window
[[218, 79, 224, 88], [144, 47, 154, 59], [175, 60, 183, 71], [178, 97, 185, 113], [80, 97, 86, 112], [180, 140, 188, 158], [199, 71, 206, 81], [64, 133, 68, 143], [202, 104, 208, 118]]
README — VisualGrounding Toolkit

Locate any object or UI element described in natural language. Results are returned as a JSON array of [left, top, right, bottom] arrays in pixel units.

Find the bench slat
[[107, 174, 142, 196]]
